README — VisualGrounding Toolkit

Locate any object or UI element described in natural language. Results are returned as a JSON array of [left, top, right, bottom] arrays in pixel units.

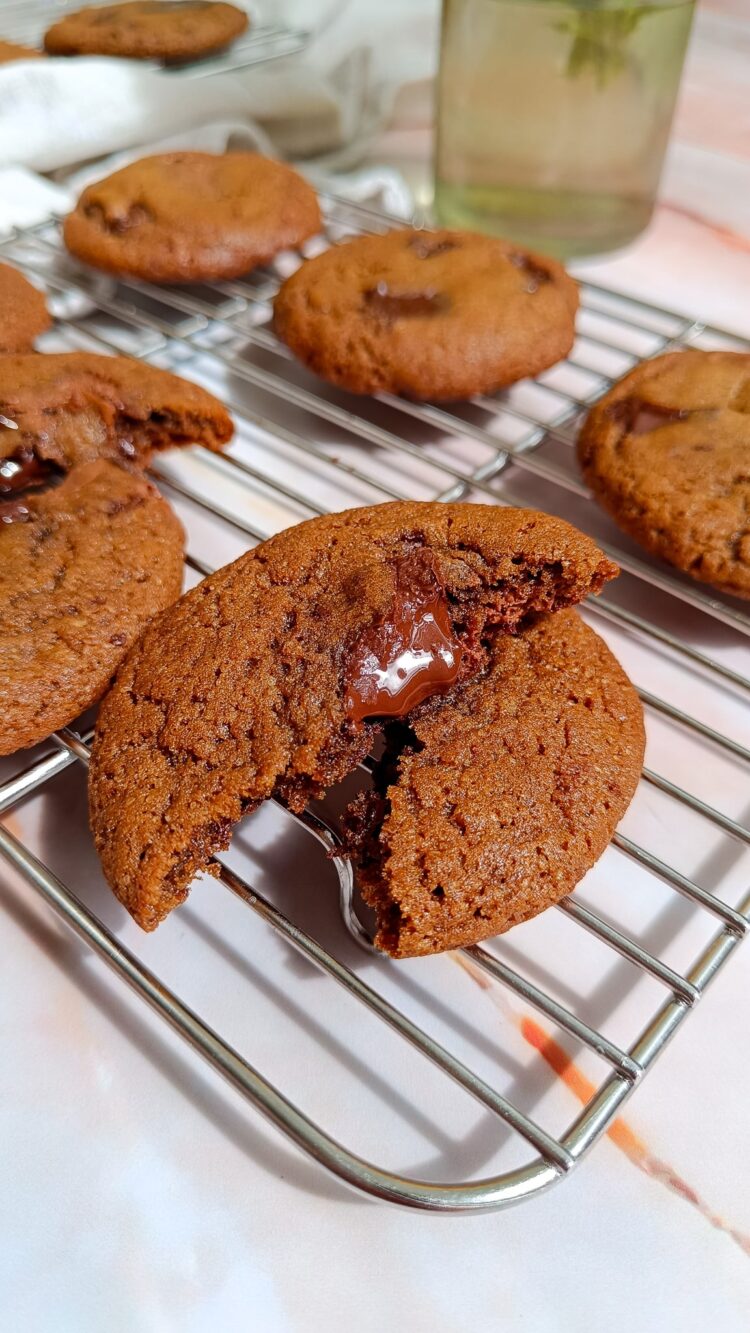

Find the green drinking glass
[[434, 0, 695, 257]]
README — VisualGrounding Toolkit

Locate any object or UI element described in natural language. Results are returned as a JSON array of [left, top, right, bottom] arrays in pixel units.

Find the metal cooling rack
[[0, 1, 308, 76], [0, 195, 749, 1212]]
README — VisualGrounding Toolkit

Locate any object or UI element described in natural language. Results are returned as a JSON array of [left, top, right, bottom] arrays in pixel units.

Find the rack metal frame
[[0, 197, 748, 1212]]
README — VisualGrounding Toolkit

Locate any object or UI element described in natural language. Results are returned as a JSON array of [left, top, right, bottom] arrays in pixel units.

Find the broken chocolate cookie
[[88, 500, 642, 955]]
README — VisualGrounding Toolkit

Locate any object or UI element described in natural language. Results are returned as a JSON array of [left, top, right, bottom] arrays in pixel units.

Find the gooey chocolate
[[344, 550, 463, 724], [0, 449, 60, 524]]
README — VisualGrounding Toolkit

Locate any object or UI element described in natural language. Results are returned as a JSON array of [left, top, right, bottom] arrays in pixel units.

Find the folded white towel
[[0, 51, 366, 172]]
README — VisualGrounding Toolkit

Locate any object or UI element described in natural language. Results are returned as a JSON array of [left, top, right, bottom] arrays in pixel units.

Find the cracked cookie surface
[[1, 461, 184, 754], [64, 152, 321, 284], [0, 264, 50, 352], [88, 500, 623, 936], [44, 1, 248, 61], [0, 351, 233, 755], [273, 227, 579, 400], [578, 350, 750, 599]]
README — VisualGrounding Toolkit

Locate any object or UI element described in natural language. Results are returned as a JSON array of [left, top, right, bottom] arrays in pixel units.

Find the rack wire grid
[[1, 194, 749, 1214], [0, 1, 308, 77]]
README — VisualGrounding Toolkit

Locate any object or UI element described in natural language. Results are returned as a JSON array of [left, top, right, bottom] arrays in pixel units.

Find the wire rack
[[0, 1, 309, 76], [0, 195, 749, 1213]]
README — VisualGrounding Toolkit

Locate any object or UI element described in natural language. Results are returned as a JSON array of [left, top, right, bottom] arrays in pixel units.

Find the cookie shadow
[[10, 734, 745, 1201], [0, 864, 356, 1206]]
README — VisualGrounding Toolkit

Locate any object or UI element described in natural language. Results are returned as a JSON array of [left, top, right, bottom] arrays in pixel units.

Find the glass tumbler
[[434, 0, 695, 257]]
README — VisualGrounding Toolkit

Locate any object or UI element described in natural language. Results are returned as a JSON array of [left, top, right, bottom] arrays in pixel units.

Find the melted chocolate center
[[364, 282, 450, 325], [0, 449, 61, 524], [610, 399, 690, 436], [344, 550, 463, 724]]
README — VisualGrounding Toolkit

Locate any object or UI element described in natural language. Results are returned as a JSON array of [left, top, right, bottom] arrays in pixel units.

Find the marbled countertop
[[2, 3, 750, 1330]]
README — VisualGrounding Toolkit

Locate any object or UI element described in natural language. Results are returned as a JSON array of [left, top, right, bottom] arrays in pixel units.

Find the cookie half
[[44, 1, 248, 62], [0, 264, 51, 353], [343, 609, 644, 957], [1, 460, 184, 754], [63, 152, 322, 284], [89, 501, 619, 932], [0, 351, 233, 471], [273, 228, 579, 400], [578, 350, 750, 599]]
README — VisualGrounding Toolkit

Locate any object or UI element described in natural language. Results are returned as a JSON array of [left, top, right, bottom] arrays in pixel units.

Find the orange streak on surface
[[661, 201, 750, 255], [517, 1014, 750, 1256], [520, 1017, 596, 1110], [519, 1016, 647, 1159], [453, 954, 750, 1256]]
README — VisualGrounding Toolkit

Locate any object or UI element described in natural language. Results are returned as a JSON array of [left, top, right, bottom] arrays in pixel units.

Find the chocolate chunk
[[344, 550, 462, 723], [0, 449, 63, 521], [0, 499, 32, 525], [608, 398, 690, 436], [508, 251, 552, 293], [85, 201, 153, 235]]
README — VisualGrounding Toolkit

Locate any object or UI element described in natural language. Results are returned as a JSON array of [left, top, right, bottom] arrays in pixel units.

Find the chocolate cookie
[[0, 351, 233, 755], [0, 40, 43, 62], [0, 264, 50, 353], [88, 501, 622, 934], [342, 609, 644, 957], [272, 228, 579, 401], [63, 152, 322, 284], [44, 1, 248, 62], [578, 350, 750, 600], [0, 351, 233, 471]]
